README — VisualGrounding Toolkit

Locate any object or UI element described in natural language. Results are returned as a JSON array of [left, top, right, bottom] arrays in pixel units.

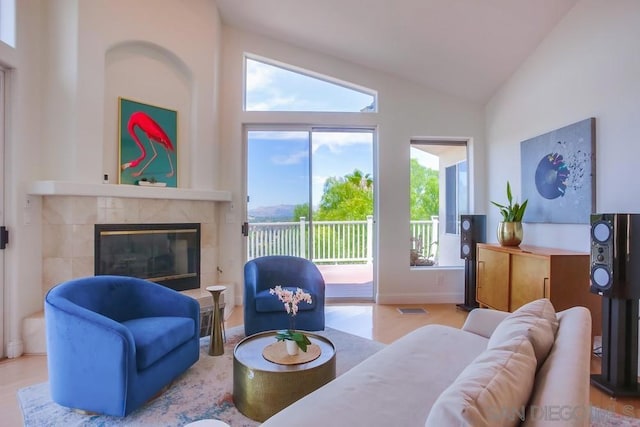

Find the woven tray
[[262, 341, 321, 365]]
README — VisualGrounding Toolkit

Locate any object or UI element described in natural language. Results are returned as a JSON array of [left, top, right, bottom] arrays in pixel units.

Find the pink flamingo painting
[[121, 111, 175, 178]]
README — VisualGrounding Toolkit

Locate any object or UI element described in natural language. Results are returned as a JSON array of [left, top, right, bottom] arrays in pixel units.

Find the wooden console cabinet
[[475, 243, 601, 337]]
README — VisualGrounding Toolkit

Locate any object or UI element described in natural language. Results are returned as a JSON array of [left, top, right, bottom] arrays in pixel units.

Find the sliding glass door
[[246, 127, 375, 300]]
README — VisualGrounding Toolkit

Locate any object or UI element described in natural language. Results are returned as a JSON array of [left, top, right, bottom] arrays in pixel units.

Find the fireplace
[[94, 223, 201, 291]]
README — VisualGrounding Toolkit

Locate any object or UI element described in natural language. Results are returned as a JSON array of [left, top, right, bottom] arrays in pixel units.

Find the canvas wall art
[[520, 118, 595, 224], [119, 97, 178, 187]]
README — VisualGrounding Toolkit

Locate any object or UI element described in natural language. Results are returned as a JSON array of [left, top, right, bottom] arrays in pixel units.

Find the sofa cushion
[[262, 324, 489, 427], [522, 307, 592, 426], [426, 336, 537, 427], [254, 287, 317, 313], [122, 316, 195, 370], [487, 298, 558, 367]]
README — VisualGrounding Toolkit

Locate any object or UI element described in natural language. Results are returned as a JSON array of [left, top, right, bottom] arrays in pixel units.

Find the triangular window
[[244, 56, 377, 113], [0, 0, 16, 47]]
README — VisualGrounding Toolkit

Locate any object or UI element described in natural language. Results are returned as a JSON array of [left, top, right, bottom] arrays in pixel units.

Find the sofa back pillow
[[487, 298, 558, 368], [425, 336, 537, 427], [522, 307, 592, 427]]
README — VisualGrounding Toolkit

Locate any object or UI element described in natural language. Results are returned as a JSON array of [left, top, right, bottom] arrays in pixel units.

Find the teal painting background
[[119, 98, 178, 187]]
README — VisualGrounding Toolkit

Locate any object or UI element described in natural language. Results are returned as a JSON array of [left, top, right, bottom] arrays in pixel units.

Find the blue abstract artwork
[[521, 118, 595, 224]]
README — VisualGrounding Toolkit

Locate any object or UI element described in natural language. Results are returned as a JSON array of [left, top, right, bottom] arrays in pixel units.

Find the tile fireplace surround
[[19, 188, 235, 355], [42, 195, 222, 294]]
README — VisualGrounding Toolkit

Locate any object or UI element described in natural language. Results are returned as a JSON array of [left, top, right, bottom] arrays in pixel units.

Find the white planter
[[285, 339, 299, 356]]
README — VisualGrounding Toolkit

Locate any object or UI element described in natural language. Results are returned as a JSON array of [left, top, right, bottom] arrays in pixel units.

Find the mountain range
[[248, 204, 296, 221]]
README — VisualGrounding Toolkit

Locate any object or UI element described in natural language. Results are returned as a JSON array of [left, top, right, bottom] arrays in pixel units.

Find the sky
[[245, 58, 374, 112], [248, 130, 373, 208], [411, 148, 439, 170], [245, 57, 437, 210]]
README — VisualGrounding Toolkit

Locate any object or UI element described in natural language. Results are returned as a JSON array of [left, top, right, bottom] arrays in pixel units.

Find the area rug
[[17, 326, 385, 426], [592, 406, 640, 427]]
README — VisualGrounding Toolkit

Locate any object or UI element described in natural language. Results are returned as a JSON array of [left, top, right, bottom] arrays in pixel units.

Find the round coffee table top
[[205, 285, 226, 293], [234, 331, 335, 372]]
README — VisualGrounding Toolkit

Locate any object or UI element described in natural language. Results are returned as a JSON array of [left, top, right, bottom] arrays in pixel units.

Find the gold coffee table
[[233, 331, 336, 422]]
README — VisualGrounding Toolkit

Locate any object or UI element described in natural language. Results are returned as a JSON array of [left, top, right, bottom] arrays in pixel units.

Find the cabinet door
[[510, 254, 549, 311], [476, 247, 510, 311]]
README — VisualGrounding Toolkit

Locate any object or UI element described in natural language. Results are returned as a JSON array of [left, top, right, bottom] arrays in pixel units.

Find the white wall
[[0, 0, 45, 358], [1, 0, 223, 357], [485, 0, 640, 250], [218, 27, 486, 305], [41, 0, 221, 188]]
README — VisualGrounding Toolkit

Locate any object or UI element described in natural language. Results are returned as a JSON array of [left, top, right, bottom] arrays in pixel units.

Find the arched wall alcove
[[103, 40, 194, 187]]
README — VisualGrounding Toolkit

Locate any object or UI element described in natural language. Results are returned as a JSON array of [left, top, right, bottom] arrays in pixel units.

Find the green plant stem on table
[[491, 181, 528, 222]]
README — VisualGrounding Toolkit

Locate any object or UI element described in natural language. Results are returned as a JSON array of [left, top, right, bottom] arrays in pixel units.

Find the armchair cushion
[[255, 287, 317, 313], [122, 316, 195, 370]]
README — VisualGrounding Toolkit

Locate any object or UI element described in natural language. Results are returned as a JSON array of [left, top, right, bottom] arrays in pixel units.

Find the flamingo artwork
[[121, 111, 175, 179]]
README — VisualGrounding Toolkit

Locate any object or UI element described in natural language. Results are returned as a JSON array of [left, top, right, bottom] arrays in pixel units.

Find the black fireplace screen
[[94, 223, 201, 291]]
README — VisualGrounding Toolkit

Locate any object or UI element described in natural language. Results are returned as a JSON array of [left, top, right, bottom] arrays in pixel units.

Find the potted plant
[[491, 181, 528, 246], [269, 286, 313, 355]]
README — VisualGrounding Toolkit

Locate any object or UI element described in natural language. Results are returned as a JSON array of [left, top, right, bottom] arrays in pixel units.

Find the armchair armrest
[[461, 308, 510, 339], [45, 297, 136, 414]]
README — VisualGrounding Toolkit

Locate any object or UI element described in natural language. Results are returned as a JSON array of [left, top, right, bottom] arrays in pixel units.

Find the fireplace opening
[[95, 223, 201, 291]]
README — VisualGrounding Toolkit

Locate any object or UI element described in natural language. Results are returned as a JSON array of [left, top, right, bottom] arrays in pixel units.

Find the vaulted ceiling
[[216, 0, 579, 104]]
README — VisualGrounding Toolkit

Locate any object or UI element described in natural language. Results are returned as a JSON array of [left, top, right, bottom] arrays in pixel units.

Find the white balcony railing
[[248, 217, 439, 264]]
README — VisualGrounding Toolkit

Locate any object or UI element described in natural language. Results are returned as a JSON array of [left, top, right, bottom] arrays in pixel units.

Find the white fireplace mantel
[[29, 180, 232, 202]]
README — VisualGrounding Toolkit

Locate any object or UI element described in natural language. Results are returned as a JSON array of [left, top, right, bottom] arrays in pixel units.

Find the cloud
[[248, 130, 306, 140], [246, 95, 298, 111], [245, 59, 274, 92], [313, 175, 328, 185], [271, 150, 308, 165], [312, 132, 373, 153], [246, 59, 302, 111]]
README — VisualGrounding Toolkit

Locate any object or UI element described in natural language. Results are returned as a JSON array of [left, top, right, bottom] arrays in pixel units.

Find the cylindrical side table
[[206, 285, 226, 356], [233, 331, 336, 421]]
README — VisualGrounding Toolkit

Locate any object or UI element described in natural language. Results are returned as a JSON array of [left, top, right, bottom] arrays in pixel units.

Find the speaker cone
[[592, 221, 612, 243], [461, 244, 470, 257], [592, 265, 611, 290]]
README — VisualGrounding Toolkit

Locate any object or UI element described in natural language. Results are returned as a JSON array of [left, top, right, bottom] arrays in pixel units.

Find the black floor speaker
[[589, 213, 640, 396], [456, 259, 479, 312], [590, 297, 640, 397], [457, 214, 486, 312]]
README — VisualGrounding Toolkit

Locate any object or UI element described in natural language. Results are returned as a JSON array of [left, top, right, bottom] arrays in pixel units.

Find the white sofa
[[262, 299, 592, 427]]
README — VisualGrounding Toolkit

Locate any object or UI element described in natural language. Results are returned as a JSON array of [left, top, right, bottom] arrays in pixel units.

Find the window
[[445, 161, 468, 235], [244, 56, 376, 112], [410, 140, 468, 267], [242, 54, 378, 299], [0, 0, 15, 47]]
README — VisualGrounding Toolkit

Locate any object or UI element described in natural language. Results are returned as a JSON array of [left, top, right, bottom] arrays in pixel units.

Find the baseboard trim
[[7, 339, 24, 358], [376, 292, 463, 305]]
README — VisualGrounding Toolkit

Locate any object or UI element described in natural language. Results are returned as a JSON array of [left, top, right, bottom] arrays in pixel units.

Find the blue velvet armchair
[[244, 256, 325, 336], [44, 275, 200, 417]]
